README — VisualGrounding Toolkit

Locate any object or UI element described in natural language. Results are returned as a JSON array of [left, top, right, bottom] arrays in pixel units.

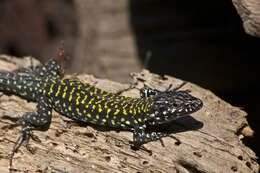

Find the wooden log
[[232, 0, 260, 37], [0, 55, 258, 173]]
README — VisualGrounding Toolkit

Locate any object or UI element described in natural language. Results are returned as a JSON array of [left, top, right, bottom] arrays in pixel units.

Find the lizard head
[[147, 90, 203, 125]]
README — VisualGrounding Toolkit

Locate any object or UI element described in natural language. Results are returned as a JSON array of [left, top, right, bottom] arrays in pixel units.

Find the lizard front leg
[[133, 128, 165, 144], [9, 96, 53, 169]]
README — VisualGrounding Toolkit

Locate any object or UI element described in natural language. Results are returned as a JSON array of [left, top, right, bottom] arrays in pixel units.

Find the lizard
[[0, 58, 203, 169]]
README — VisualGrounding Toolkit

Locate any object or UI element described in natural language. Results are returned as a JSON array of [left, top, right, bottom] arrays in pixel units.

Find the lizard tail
[[0, 72, 37, 101]]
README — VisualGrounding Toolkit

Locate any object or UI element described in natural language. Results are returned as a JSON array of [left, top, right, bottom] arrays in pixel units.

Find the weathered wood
[[0, 55, 258, 173], [232, 0, 260, 37]]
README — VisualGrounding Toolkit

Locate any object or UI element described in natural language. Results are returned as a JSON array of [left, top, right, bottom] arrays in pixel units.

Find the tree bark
[[0, 55, 258, 173], [232, 0, 260, 37]]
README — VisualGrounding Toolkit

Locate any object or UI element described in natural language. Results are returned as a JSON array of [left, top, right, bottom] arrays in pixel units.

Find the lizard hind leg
[[139, 81, 188, 98], [140, 86, 160, 98], [12, 57, 35, 75]]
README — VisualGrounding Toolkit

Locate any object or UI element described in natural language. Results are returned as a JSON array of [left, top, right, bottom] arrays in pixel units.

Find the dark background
[[0, 0, 259, 162], [129, 0, 259, 162]]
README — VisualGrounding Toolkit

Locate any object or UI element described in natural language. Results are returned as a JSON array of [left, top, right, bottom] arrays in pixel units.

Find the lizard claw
[[23, 129, 41, 154], [30, 132, 41, 143], [168, 134, 181, 145], [9, 128, 40, 169], [159, 138, 165, 147], [158, 134, 181, 147], [24, 131, 34, 154]]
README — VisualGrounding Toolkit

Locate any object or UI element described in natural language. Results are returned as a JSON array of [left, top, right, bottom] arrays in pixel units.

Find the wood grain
[[232, 0, 260, 37], [0, 56, 258, 173]]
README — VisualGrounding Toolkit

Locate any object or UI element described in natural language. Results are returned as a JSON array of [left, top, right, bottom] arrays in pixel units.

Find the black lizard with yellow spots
[[0, 59, 203, 168]]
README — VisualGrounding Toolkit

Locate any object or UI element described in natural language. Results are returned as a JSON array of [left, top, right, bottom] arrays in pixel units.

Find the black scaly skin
[[0, 60, 203, 169]]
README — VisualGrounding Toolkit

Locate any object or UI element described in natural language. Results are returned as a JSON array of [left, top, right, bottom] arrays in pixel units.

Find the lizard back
[[46, 78, 152, 130]]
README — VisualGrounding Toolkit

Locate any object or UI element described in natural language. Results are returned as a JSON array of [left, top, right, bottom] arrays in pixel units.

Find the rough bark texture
[[0, 55, 258, 173], [232, 0, 260, 37]]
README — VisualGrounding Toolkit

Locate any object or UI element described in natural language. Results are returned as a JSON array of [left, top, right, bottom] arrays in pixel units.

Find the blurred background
[[0, 0, 259, 161]]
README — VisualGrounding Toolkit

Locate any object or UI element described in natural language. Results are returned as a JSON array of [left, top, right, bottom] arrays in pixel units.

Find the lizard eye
[[173, 103, 179, 107], [172, 101, 182, 107]]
